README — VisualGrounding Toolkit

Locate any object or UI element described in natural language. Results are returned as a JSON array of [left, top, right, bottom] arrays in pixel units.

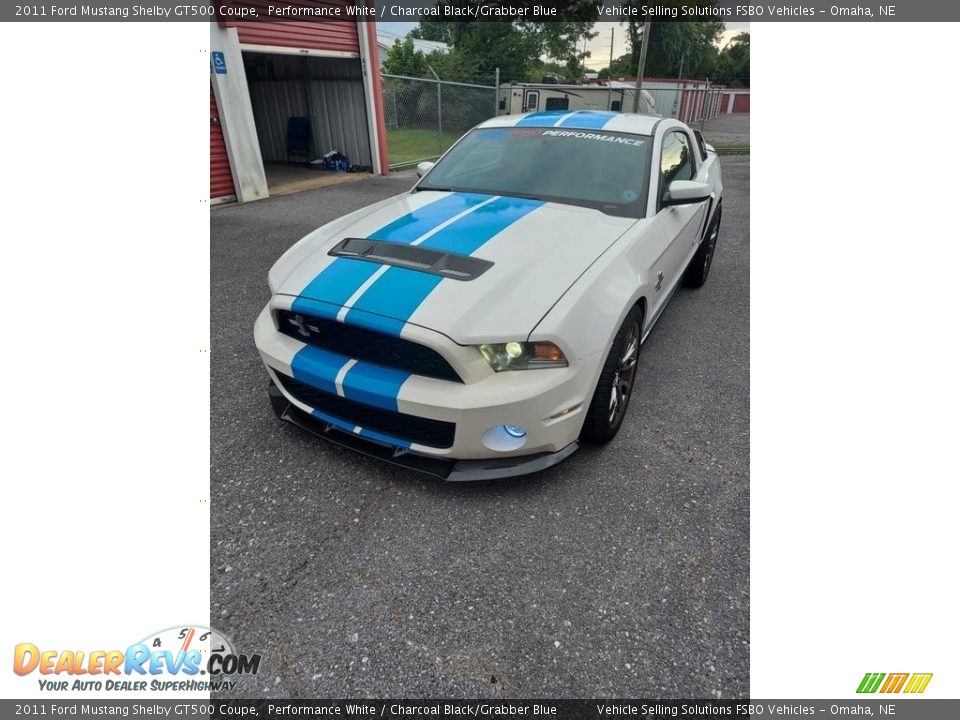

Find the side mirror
[[662, 180, 711, 206], [416, 161, 435, 178], [704, 143, 716, 153]]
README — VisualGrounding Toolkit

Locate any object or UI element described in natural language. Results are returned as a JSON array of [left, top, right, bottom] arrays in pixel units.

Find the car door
[[646, 129, 709, 320]]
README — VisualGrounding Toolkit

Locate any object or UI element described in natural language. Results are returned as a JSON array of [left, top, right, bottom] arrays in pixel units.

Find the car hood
[[273, 191, 638, 343]]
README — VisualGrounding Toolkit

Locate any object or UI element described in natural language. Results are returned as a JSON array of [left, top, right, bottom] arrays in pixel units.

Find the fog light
[[481, 424, 528, 452]]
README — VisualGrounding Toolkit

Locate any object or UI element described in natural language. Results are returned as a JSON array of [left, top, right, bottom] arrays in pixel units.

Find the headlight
[[477, 341, 567, 371]]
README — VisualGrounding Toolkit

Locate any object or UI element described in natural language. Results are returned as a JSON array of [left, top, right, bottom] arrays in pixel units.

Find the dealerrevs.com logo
[[856, 672, 933, 694], [13, 625, 261, 692]]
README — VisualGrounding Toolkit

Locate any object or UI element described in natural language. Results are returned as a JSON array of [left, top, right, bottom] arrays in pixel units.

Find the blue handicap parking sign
[[212, 51, 227, 75]]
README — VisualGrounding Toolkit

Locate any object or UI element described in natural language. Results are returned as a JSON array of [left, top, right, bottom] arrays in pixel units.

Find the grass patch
[[387, 128, 461, 168], [715, 144, 750, 155]]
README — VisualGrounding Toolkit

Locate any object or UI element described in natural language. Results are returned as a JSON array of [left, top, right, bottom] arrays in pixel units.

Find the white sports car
[[255, 110, 723, 480]]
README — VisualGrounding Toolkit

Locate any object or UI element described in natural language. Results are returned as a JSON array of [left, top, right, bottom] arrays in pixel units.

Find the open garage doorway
[[243, 52, 374, 196]]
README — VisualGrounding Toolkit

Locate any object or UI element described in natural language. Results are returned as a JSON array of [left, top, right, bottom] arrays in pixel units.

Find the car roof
[[477, 111, 663, 136]]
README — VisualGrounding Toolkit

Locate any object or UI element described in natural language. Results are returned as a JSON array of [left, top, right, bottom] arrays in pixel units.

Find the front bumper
[[270, 383, 578, 481], [255, 301, 600, 479]]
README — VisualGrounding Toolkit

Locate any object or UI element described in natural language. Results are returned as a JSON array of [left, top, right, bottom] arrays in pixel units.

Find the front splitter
[[269, 382, 578, 482]]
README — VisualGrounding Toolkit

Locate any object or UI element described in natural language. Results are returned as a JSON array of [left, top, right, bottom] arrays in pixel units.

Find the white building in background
[[376, 34, 450, 67]]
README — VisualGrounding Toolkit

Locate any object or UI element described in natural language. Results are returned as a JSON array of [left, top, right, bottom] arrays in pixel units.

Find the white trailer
[[498, 83, 657, 116]]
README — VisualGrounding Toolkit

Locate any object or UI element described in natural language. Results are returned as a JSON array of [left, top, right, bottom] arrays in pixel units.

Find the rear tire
[[580, 306, 643, 444], [683, 205, 722, 288]]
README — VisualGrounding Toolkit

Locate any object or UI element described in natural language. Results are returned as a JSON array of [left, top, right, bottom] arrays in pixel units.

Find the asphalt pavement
[[210, 156, 750, 698], [702, 114, 750, 146]]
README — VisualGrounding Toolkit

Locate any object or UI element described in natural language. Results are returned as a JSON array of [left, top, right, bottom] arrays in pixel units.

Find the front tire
[[683, 205, 722, 288], [580, 306, 643, 444]]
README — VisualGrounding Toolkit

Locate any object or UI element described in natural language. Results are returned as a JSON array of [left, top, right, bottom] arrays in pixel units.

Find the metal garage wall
[[210, 85, 236, 200], [223, 2, 359, 55], [244, 53, 372, 167], [732, 93, 751, 113]]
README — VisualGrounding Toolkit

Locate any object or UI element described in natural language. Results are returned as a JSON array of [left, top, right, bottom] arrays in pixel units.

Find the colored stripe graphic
[[856, 673, 885, 694], [287, 347, 413, 447], [857, 672, 932, 694], [880, 673, 908, 693], [344, 196, 544, 336], [309, 406, 411, 449], [289, 345, 349, 397], [515, 111, 567, 127], [291, 192, 493, 319], [904, 674, 933, 694], [286, 192, 495, 434], [290, 345, 410, 413], [515, 110, 620, 130], [556, 110, 619, 129], [891, 673, 911, 693], [339, 361, 410, 412]]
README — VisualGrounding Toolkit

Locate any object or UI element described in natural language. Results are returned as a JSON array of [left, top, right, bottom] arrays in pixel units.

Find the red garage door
[[223, 1, 359, 55], [732, 93, 751, 113], [210, 86, 236, 201]]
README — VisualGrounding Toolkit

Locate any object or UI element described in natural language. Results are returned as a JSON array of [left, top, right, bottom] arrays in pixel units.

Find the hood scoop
[[329, 237, 494, 281]]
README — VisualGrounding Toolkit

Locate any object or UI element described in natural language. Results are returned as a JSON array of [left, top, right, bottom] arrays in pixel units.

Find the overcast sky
[[376, 21, 750, 74]]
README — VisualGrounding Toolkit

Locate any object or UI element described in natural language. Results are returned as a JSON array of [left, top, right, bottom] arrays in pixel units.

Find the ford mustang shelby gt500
[[255, 110, 723, 480]]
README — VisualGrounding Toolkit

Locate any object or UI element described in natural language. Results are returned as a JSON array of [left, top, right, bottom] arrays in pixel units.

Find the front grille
[[276, 371, 456, 449], [276, 309, 462, 383]]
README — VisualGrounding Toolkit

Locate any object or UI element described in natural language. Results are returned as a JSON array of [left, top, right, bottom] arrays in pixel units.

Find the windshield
[[417, 126, 651, 218]]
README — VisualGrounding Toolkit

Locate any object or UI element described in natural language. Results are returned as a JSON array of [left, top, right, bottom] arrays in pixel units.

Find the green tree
[[381, 38, 429, 78], [538, 20, 598, 81], [409, 21, 454, 44], [598, 53, 635, 80], [404, 3, 597, 84], [713, 32, 750, 86], [628, 20, 724, 79], [454, 22, 542, 82]]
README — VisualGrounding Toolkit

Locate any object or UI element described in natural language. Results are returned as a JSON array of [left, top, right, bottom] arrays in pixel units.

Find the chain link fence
[[644, 85, 726, 127], [380, 73, 728, 168], [382, 74, 498, 169]]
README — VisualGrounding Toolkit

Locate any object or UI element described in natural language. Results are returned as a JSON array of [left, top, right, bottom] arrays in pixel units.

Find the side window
[[660, 131, 694, 186], [692, 129, 708, 161], [545, 96, 569, 111]]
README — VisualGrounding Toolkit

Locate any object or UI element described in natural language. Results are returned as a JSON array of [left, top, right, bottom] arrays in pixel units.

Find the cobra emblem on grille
[[287, 314, 319, 338]]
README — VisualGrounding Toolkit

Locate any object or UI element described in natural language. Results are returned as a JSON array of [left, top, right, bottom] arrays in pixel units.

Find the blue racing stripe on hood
[[287, 193, 493, 413], [556, 110, 620, 129], [344, 196, 544, 336], [291, 192, 492, 312]]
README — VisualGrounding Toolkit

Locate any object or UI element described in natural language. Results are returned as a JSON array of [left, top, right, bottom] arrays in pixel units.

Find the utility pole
[[428, 64, 442, 157], [606, 27, 614, 111], [582, 34, 587, 79], [632, 20, 652, 113], [700, 77, 711, 133], [672, 52, 685, 117]]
